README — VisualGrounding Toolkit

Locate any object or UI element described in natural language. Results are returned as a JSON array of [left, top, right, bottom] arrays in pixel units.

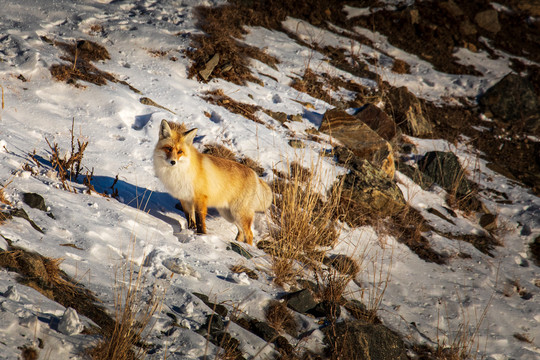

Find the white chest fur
[[154, 157, 194, 202]]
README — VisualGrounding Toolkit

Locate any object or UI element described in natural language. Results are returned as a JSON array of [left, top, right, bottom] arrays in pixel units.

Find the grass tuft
[[266, 158, 343, 285]]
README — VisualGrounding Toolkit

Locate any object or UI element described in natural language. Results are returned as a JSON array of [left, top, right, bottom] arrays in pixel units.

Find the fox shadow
[[89, 175, 222, 241], [90, 175, 187, 237]]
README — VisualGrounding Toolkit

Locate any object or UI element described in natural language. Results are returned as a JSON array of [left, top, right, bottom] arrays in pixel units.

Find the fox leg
[[194, 196, 208, 234], [235, 212, 254, 245], [179, 200, 196, 229]]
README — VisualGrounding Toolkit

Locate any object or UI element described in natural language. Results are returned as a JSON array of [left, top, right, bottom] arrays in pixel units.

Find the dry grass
[[20, 346, 39, 360], [202, 89, 265, 125], [50, 39, 116, 87], [265, 300, 298, 337], [187, 4, 279, 85], [0, 242, 116, 336], [265, 158, 344, 285], [88, 262, 162, 360], [45, 119, 88, 192], [433, 293, 493, 360]]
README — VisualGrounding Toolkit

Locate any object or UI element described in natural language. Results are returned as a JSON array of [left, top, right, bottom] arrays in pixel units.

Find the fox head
[[155, 119, 197, 166]]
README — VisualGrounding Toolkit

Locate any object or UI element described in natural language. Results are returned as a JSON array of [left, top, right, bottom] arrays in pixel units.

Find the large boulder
[[354, 103, 397, 141], [385, 86, 433, 137], [478, 73, 540, 131], [337, 159, 406, 225], [418, 151, 474, 199], [324, 321, 408, 360], [320, 109, 395, 178]]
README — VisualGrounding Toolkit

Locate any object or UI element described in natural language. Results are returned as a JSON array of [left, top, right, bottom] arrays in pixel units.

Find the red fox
[[153, 120, 272, 245]]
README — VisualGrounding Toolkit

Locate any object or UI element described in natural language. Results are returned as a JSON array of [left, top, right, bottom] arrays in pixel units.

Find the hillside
[[0, 1, 539, 359]]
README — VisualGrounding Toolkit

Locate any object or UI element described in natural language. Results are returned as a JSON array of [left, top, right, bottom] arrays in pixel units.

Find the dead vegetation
[[202, 89, 265, 125], [88, 263, 161, 360], [187, 5, 280, 85], [50, 39, 116, 87], [0, 237, 115, 335], [45, 122, 88, 192], [262, 159, 344, 285]]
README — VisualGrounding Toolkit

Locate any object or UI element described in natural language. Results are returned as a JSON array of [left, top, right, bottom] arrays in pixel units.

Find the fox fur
[[153, 119, 272, 245]]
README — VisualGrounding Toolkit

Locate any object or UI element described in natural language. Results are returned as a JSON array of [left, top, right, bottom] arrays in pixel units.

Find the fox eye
[[177, 149, 183, 155], [163, 146, 173, 153]]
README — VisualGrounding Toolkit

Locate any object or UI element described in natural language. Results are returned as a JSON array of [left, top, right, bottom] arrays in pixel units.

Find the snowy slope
[[1, 1, 539, 359]]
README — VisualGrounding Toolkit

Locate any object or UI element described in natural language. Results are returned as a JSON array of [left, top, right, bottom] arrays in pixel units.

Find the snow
[[1, 0, 539, 359]]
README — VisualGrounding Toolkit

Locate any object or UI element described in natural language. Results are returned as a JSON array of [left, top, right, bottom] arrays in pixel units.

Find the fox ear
[[183, 128, 197, 145], [159, 120, 172, 140]]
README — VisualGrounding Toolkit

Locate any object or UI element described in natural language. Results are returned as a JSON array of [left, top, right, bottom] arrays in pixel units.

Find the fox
[[153, 119, 272, 245]]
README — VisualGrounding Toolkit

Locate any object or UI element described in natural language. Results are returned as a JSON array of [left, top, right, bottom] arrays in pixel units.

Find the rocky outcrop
[[355, 103, 397, 141], [385, 86, 433, 137], [338, 159, 406, 224], [320, 109, 395, 178], [418, 151, 474, 199], [324, 321, 408, 360], [478, 73, 540, 133]]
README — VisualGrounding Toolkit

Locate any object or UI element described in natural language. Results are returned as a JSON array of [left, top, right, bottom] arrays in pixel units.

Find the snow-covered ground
[[0, 1, 539, 359]]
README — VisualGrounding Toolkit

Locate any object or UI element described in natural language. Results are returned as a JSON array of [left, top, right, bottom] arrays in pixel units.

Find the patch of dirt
[[186, 5, 280, 85], [349, 0, 540, 74]]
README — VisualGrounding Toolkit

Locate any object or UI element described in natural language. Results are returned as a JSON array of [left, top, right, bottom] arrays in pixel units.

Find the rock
[[479, 213, 498, 232], [308, 300, 341, 319], [418, 151, 474, 199], [320, 109, 395, 178], [192, 292, 228, 317], [264, 110, 287, 124], [530, 236, 540, 266], [324, 321, 408, 360], [58, 307, 84, 335], [385, 86, 433, 137], [288, 139, 305, 148], [22, 193, 47, 212], [439, 0, 464, 17], [337, 159, 407, 224], [251, 321, 278, 341], [354, 104, 397, 141], [517, 0, 540, 16], [199, 53, 220, 81], [474, 9, 501, 33], [283, 288, 318, 313], [459, 20, 477, 36], [478, 74, 539, 130]]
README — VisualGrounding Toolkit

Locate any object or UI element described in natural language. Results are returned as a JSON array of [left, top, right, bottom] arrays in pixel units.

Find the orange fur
[[153, 120, 272, 245]]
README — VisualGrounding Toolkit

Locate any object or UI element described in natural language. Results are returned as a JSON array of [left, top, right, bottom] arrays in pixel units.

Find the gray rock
[[284, 288, 317, 313], [337, 158, 406, 224], [479, 73, 539, 131], [418, 151, 473, 199], [23, 193, 47, 212]]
